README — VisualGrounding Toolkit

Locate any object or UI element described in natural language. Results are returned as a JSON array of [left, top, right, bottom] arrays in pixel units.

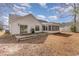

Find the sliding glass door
[[20, 25, 28, 34]]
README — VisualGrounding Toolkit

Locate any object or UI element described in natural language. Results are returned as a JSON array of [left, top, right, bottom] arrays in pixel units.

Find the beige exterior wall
[[60, 24, 79, 32], [60, 26, 71, 32], [9, 14, 60, 35], [9, 14, 42, 35]]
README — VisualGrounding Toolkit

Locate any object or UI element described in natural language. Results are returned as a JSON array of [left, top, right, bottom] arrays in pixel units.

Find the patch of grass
[[70, 25, 76, 32]]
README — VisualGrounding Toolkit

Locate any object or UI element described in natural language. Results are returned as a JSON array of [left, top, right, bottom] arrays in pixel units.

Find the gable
[[9, 14, 41, 24]]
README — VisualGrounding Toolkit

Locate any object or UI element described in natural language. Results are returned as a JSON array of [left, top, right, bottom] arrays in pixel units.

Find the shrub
[[0, 27, 3, 31], [70, 25, 76, 32]]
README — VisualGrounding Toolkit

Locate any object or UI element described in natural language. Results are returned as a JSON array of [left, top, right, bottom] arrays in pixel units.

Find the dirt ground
[[0, 31, 79, 56]]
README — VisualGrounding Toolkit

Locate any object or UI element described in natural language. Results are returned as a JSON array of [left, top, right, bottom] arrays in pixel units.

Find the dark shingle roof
[[38, 20, 48, 23]]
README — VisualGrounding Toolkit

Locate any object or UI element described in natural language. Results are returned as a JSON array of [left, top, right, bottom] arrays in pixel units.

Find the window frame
[[49, 25, 51, 31], [35, 25, 40, 31]]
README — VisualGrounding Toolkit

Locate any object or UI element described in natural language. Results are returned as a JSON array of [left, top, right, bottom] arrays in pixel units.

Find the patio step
[[15, 33, 48, 42]]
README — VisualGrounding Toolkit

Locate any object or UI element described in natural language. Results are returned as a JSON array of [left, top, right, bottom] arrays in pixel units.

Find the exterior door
[[20, 25, 28, 34]]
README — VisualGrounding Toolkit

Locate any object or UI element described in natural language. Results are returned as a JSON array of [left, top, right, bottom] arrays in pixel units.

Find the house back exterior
[[9, 14, 60, 35]]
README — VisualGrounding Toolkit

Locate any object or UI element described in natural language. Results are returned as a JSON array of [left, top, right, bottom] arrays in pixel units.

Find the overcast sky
[[0, 3, 76, 25]]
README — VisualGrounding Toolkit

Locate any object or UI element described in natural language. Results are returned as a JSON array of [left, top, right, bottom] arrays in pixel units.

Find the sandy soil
[[0, 32, 79, 56]]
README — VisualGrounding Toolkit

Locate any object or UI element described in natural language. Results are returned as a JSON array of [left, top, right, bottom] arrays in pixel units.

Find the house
[[9, 14, 60, 35], [60, 22, 72, 32], [60, 21, 79, 32], [3, 25, 9, 32]]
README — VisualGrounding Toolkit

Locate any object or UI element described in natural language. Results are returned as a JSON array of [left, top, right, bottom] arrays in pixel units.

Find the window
[[42, 25, 45, 31], [52, 26, 54, 31], [56, 26, 59, 31], [35, 25, 39, 31], [20, 25, 27, 34], [52, 26, 59, 31], [49, 25, 51, 31], [46, 26, 47, 31]]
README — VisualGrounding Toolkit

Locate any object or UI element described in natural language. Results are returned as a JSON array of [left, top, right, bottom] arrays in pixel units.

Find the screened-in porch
[[42, 25, 59, 31]]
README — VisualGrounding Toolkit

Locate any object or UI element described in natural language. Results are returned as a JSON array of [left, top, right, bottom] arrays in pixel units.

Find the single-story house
[[60, 21, 79, 32], [9, 14, 60, 35]]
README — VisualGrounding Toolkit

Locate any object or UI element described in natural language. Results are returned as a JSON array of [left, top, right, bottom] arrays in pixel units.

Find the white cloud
[[36, 15, 49, 21], [48, 6, 65, 15], [58, 6, 73, 16], [12, 4, 28, 16], [37, 15, 46, 19], [48, 16, 58, 20], [2, 16, 8, 19], [64, 6, 73, 13], [49, 6, 61, 10], [11, 10, 28, 16], [49, 6, 73, 17], [0, 16, 9, 25], [13, 5, 26, 11], [37, 15, 58, 21], [20, 3, 31, 8], [28, 11, 33, 14], [49, 5, 73, 12], [16, 11, 28, 16], [39, 3, 47, 8]]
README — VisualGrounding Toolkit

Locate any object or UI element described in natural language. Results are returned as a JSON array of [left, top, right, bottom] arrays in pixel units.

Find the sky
[[0, 3, 76, 25]]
